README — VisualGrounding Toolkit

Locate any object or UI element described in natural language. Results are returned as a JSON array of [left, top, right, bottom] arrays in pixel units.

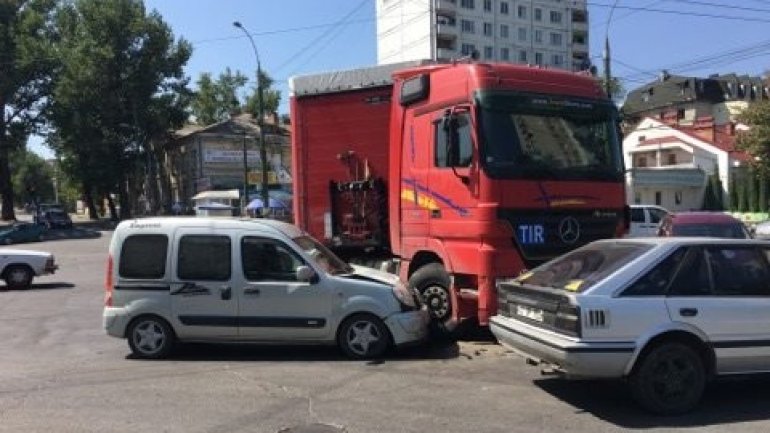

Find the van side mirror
[[296, 265, 317, 283]]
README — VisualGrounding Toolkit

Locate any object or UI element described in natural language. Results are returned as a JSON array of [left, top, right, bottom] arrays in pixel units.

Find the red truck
[[290, 60, 626, 329]]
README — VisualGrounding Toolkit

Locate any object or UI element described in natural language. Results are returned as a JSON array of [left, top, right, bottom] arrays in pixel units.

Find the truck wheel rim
[[345, 320, 381, 356], [423, 285, 450, 320], [133, 321, 166, 354]]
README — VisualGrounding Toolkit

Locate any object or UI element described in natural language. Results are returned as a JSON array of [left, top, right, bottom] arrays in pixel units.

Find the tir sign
[[518, 224, 545, 245]]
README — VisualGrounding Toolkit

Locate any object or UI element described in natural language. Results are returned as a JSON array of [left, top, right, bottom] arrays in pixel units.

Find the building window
[[484, 45, 493, 59], [500, 1, 509, 14], [517, 5, 527, 18], [461, 43, 476, 56], [483, 22, 493, 36], [552, 54, 563, 67], [500, 47, 510, 60], [534, 52, 543, 65], [655, 191, 662, 205], [675, 191, 683, 205], [534, 29, 543, 43], [461, 19, 475, 33], [483, 0, 491, 12], [677, 109, 685, 119], [549, 32, 562, 46], [634, 192, 642, 204], [518, 27, 527, 41], [534, 8, 542, 21], [461, 0, 475, 9], [500, 24, 509, 38], [518, 50, 527, 62], [667, 153, 677, 165], [636, 156, 647, 167], [550, 11, 562, 23]]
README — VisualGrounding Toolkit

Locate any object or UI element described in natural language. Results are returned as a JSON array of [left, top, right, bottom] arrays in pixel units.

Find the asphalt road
[[1, 230, 769, 433]]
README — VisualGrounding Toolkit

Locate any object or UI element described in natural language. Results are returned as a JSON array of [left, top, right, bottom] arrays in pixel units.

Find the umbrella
[[246, 197, 288, 210]]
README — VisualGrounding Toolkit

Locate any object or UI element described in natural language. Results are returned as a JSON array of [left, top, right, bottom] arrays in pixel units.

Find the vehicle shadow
[[0, 282, 75, 291], [534, 374, 770, 427], [41, 227, 102, 242], [128, 339, 461, 363]]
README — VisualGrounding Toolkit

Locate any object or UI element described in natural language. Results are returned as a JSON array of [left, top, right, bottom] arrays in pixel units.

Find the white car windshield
[[293, 236, 353, 275]]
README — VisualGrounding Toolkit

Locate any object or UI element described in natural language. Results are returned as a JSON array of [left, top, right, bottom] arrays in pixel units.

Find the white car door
[[170, 229, 238, 340], [665, 245, 770, 373], [233, 234, 333, 341]]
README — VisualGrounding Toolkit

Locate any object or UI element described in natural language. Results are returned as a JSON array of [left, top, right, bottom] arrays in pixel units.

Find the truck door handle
[[244, 287, 261, 296], [220, 286, 232, 300], [679, 308, 698, 317]]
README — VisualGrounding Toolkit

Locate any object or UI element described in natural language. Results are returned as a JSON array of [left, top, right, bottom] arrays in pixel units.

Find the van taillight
[[105, 254, 114, 307]]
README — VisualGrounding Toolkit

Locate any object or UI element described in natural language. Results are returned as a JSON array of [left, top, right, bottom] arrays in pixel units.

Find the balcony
[[436, 17, 458, 38], [436, 47, 457, 61], [572, 21, 588, 32], [436, 0, 457, 13]]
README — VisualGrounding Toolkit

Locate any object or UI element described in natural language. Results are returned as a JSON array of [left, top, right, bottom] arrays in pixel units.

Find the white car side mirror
[[296, 265, 317, 283]]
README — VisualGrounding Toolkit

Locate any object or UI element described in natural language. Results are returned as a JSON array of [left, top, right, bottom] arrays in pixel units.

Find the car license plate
[[516, 305, 544, 322]]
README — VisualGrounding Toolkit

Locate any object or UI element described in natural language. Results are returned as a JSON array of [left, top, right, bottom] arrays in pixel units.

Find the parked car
[[657, 211, 750, 238], [0, 222, 46, 245], [628, 204, 669, 237], [104, 217, 429, 360], [37, 209, 73, 229], [0, 248, 58, 289], [491, 237, 770, 414]]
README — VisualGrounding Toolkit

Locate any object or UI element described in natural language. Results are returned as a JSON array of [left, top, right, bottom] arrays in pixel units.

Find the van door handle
[[220, 286, 232, 300], [680, 308, 698, 317], [244, 287, 261, 296]]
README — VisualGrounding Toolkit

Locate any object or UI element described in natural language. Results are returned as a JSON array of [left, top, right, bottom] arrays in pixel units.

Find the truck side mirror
[[442, 112, 461, 167]]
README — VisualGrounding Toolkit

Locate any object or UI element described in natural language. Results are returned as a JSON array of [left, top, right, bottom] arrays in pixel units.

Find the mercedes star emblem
[[558, 217, 581, 244]]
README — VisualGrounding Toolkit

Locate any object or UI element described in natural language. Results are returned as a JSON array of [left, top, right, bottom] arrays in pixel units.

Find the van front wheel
[[127, 316, 176, 359]]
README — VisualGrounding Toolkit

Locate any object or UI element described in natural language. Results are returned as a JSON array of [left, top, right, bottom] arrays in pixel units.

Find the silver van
[[104, 217, 428, 359]]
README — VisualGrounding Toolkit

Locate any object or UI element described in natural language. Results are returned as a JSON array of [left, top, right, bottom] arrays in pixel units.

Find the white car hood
[[0, 248, 52, 258]]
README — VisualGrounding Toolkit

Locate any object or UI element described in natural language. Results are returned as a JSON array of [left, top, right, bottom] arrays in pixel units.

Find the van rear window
[[119, 234, 168, 279]]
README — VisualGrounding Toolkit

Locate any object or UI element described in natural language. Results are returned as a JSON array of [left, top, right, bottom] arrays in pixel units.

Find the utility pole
[[234, 21, 270, 217]]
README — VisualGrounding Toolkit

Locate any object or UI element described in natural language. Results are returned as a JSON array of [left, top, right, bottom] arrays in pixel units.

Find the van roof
[[115, 217, 306, 239]]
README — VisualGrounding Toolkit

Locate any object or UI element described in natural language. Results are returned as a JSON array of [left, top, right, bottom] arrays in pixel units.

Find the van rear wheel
[[127, 316, 176, 359]]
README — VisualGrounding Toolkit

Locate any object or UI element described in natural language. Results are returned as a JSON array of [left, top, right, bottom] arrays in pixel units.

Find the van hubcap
[[346, 321, 381, 356], [134, 322, 165, 353]]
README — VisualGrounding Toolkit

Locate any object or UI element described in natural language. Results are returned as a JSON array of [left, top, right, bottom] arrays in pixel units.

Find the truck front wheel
[[409, 263, 452, 323]]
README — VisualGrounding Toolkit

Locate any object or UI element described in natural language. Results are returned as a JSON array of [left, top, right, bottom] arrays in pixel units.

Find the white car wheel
[[338, 314, 390, 360], [127, 316, 175, 359]]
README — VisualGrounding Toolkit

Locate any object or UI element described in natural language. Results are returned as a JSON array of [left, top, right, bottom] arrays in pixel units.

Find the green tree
[[10, 149, 54, 206], [748, 166, 759, 212], [49, 0, 191, 220], [0, 0, 57, 220], [190, 68, 247, 125], [702, 169, 724, 211], [598, 76, 625, 103], [737, 99, 770, 175], [244, 69, 281, 119]]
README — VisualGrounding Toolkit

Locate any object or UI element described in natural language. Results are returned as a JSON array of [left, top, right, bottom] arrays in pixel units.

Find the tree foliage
[[190, 68, 247, 125], [598, 76, 626, 103], [244, 69, 281, 119], [10, 149, 54, 205], [49, 0, 191, 220], [0, 0, 57, 220], [737, 100, 770, 175]]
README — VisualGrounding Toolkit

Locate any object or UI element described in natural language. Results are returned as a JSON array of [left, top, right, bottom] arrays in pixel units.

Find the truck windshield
[[477, 91, 624, 181], [293, 235, 354, 275]]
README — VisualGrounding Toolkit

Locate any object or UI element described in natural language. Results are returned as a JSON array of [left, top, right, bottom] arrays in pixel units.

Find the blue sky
[[29, 0, 770, 157]]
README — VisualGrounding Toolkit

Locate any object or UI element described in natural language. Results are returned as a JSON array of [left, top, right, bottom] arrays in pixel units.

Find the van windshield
[[293, 236, 354, 275], [515, 241, 652, 292]]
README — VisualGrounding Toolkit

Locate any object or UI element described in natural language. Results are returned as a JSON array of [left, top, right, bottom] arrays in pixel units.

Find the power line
[[661, 0, 770, 14], [588, 1, 770, 23]]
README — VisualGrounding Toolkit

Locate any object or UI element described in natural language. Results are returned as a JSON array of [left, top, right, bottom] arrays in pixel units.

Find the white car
[[104, 217, 429, 360], [490, 237, 770, 414], [0, 248, 58, 289], [628, 204, 669, 237]]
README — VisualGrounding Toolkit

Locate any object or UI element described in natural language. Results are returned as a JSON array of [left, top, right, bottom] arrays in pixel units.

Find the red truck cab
[[291, 61, 626, 329]]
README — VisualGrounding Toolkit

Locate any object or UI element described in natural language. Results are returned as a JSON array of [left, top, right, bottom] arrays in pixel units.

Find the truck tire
[[630, 342, 706, 415], [409, 263, 453, 328]]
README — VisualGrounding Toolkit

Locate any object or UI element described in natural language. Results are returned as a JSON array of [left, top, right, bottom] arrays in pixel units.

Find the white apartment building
[[376, 0, 589, 71]]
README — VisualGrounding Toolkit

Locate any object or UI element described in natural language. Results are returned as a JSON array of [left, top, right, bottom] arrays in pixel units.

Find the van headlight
[[392, 280, 417, 310]]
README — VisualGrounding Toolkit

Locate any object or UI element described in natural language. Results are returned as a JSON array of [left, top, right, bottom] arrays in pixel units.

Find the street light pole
[[603, 0, 621, 100], [233, 21, 269, 218]]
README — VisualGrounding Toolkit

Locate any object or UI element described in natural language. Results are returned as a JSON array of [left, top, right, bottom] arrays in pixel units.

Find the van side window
[[242, 237, 304, 281], [178, 235, 231, 281], [630, 208, 644, 223], [119, 234, 168, 279], [648, 208, 666, 224]]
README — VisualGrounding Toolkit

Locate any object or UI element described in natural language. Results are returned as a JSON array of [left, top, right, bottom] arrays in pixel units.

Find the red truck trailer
[[290, 60, 627, 329]]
